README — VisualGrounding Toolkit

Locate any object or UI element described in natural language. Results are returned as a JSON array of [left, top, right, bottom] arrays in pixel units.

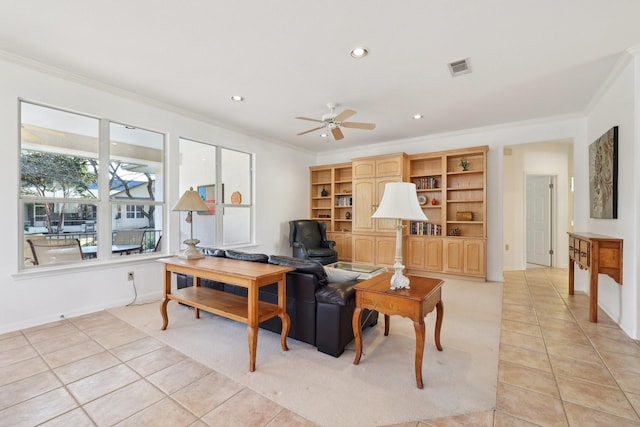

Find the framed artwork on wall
[[589, 126, 618, 219]]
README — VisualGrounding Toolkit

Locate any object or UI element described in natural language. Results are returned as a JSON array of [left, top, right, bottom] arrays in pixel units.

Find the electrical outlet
[[127, 271, 134, 281]]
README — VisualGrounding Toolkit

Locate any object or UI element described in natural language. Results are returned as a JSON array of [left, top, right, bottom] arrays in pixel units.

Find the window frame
[[19, 100, 166, 270], [178, 138, 254, 249]]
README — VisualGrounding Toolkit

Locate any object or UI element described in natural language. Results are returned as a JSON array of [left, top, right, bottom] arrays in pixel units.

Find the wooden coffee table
[[159, 256, 294, 372], [352, 272, 444, 389]]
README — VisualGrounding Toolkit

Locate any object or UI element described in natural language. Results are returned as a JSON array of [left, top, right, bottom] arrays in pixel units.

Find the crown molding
[[584, 46, 639, 115]]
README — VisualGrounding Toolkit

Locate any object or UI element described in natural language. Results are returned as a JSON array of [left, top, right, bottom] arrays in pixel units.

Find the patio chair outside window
[[27, 238, 84, 265]]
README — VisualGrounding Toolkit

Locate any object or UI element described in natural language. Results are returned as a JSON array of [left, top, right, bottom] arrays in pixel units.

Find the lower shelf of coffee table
[[169, 286, 281, 324]]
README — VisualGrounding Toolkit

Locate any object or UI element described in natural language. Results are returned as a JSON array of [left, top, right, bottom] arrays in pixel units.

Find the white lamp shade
[[372, 182, 428, 221], [172, 187, 209, 212]]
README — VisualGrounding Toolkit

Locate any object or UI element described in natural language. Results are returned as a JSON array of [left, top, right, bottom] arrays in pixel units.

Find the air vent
[[448, 58, 471, 76]]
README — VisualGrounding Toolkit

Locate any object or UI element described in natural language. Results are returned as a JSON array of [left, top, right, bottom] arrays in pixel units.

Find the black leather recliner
[[289, 219, 338, 265]]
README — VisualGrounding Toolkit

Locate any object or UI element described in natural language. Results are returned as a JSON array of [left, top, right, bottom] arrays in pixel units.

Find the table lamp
[[172, 187, 209, 259], [372, 182, 427, 290]]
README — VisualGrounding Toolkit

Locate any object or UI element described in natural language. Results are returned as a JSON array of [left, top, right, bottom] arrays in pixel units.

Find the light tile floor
[[1, 268, 640, 426]]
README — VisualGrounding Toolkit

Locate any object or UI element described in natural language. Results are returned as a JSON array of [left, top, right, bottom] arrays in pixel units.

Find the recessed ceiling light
[[412, 114, 423, 120], [320, 133, 328, 138], [230, 95, 244, 102], [350, 47, 368, 58]]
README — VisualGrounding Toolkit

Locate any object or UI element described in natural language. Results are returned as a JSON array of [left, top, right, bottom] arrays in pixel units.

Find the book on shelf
[[409, 222, 442, 236]]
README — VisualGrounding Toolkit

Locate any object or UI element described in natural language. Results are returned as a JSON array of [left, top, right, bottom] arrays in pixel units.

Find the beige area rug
[[109, 277, 503, 427]]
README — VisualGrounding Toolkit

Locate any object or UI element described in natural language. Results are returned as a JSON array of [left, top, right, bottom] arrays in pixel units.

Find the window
[[20, 101, 165, 268], [125, 205, 145, 219], [178, 138, 252, 248]]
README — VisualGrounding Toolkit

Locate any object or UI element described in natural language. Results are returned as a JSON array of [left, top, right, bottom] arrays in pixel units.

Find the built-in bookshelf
[[310, 146, 488, 278], [309, 162, 353, 232], [407, 146, 488, 279]]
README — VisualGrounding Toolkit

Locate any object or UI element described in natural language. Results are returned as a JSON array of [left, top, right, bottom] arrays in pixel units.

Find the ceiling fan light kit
[[295, 102, 376, 141]]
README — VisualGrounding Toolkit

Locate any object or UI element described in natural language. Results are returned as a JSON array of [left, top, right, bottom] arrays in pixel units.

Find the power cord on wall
[[127, 277, 138, 306]]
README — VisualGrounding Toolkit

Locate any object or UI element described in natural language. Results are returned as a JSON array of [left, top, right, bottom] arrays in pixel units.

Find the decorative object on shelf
[[427, 177, 437, 189], [230, 191, 242, 204], [318, 214, 331, 218], [448, 227, 461, 236], [372, 182, 427, 290], [589, 126, 618, 219], [337, 195, 353, 206], [459, 159, 469, 171], [345, 211, 351, 219], [321, 186, 328, 197], [173, 187, 209, 259], [418, 195, 427, 205], [431, 198, 438, 205], [456, 211, 473, 221]]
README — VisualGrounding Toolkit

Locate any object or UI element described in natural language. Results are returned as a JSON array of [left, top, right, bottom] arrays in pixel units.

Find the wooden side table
[[568, 232, 623, 322], [352, 272, 444, 389], [158, 257, 293, 372]]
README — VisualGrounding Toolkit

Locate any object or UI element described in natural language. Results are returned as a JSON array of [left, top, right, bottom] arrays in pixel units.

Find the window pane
[[222, 206, 251, 245], [109, 123, 164, 202], [21, 103, 99, 200], [179, 138, 216, 248], [23, 202, 98, 267], [221, 148, 251, 204], [109, 123, 164, 257]]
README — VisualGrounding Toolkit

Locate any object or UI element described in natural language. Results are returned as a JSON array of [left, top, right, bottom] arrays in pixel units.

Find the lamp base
[[179, 239, 204, 259], [388, 221, 410, 290], [389, 260, 411, 290]]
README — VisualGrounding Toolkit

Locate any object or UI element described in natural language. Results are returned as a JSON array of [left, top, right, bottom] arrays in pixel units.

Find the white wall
[[0, 57, 313, 333], [581, 51, 639, 337]]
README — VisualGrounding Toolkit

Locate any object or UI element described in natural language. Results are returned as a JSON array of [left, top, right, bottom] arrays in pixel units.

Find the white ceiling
[[1, 0, 640, 152]]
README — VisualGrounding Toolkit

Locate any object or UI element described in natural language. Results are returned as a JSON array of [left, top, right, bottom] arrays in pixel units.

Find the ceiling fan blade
[[295, 116, 324, 123], [334, 109, 356, 122], [331, 127, 344, 140], [342, 121, 376, 130], [297, 125, 325, 136]]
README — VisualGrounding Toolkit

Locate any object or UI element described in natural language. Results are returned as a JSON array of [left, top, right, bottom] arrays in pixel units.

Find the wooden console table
[[159, 257, 294, 372], [352, 273, 444, 389], [568, 232, 623, 322]]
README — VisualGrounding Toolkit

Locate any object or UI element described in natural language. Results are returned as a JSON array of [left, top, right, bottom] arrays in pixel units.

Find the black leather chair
[[289, 219, 338, 265]]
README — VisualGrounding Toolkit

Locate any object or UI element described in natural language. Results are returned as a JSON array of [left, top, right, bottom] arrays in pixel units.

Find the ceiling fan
[[295, 103, 376, 140]]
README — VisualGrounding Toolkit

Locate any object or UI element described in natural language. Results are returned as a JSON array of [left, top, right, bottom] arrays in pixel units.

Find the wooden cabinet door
[[376, 155, 404, 177], [463, 239, 485, 276], [424, 238, 443, 271], [327, 232, 344, 261], [353, 235, 375, 264], [375, 236, 397, 267], [375, 177, 400, 233], [353, 179, 375, 233], [344, 233, 353, 262], [407, 236, 425, 269], [443, 238, 464, 273], [352, 159, 376, 179]]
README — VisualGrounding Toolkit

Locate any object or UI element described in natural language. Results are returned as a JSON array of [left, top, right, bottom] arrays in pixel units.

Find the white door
[[526, 175, 553, 266]]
